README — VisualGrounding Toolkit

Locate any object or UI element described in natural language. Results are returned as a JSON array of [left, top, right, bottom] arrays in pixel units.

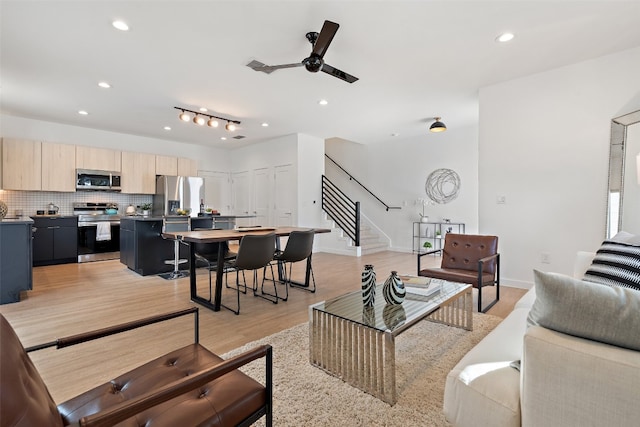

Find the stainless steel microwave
[[76, 169, 121, 192]]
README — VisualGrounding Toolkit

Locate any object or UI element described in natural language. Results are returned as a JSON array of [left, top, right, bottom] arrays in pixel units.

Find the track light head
[[429, 117, 447, 133], [225, 122, 236, 131], [179, 110, 191, 122], [193, 115, 205, 126], [207, 118, 219, 128]]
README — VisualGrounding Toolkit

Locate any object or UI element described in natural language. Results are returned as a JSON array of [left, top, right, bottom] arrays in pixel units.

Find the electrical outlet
[[540, 252, 551, 264]]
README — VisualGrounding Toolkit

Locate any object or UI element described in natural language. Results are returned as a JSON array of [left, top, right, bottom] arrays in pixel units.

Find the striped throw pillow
[[583, 240, 640, 291]]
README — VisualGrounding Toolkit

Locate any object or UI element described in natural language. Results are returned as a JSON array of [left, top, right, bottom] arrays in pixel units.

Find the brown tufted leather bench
[[417, 233, 500, 313], [0, 308, 272, 427]]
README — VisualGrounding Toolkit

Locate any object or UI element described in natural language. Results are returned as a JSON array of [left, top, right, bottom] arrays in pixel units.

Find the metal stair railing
[[322, 175, 360, 246], [325, 154, 401, 211]]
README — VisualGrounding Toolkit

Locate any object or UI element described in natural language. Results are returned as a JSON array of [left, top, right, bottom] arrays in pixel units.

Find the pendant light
[[429, 117, 447, 133]]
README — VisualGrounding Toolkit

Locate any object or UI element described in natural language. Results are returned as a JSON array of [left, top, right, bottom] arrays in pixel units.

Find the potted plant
[[423, 241, 433, 250], [141, 203, 152, 216]]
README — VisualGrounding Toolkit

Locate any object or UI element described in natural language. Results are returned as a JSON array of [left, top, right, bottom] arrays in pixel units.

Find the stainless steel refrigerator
[[153, 176, 204, 217]]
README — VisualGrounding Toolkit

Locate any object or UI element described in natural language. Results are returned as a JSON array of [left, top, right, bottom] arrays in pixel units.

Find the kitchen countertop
[[0, 216, 34, 224], [121, 215, 253, 221]]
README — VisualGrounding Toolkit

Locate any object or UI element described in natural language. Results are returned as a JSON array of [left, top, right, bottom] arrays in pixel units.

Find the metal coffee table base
[[309, 288, 472, 405]]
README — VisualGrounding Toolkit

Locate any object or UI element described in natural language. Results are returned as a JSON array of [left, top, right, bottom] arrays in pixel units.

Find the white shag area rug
[[223, 312, 503, 426]]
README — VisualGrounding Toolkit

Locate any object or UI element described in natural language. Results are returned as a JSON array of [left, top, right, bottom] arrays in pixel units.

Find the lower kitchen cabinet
[[32, 216, 78, 266], [0, 219, 33, 304], [120, 217, 191, 276]]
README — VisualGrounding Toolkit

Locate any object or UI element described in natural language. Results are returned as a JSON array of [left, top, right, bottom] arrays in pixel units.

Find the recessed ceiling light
[[199, 107, 208, 112], [496, 32, 514, 43], [261, 122, 269, 127], [220, 137, 227, 141], [112, 20, 129, 31], [98, 81, 111, 89], [78, 110, 89, 115], [318, 99, 328, 106], [164, 126, 171, 131]]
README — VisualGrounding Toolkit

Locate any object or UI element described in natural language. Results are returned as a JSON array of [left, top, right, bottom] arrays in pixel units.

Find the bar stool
[[160, 216, 191, 280]]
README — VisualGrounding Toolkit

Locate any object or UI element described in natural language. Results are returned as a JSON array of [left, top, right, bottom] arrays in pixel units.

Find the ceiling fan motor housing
[[304, 55, 323, 72]]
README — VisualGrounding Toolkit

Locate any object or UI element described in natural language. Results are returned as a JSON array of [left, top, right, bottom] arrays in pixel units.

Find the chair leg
[[478, 282, 499, 313], [222, 268, 240, 315], [254, 266, 278, 304], [261, 263, 285, 301], [288, 256, 316, 293]]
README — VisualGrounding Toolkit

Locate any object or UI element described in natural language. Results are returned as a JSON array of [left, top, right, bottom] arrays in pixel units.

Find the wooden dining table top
[[162, 226, 331, 244]]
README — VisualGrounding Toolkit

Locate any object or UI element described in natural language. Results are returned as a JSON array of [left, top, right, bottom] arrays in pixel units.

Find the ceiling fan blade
[[247, 60, 303, 74], [311, 20, 339, 58], [321, 63, 359, 83]]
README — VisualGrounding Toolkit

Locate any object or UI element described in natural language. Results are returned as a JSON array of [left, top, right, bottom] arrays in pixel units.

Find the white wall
[[325, 120, 479, 252], [479, 46, 640, 288], [297, 133, 325, 227], [0, 113, 230, 172]]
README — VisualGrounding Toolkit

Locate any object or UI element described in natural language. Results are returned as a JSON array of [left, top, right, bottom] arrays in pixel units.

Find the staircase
[[316, 214, 389, 257]]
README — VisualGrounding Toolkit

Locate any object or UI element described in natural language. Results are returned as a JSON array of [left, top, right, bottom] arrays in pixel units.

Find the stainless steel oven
[[74, 202, 121, 262]]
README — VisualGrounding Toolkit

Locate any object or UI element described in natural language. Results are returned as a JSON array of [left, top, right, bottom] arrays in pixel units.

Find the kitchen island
[[119, 215, 251, 276], [0, 217, 34, 304]]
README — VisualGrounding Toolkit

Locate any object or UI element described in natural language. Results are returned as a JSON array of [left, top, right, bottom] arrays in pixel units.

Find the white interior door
[[199, 170, 231, 214], [252, 168, 271, 226], [274, 164, 295, 226], [232, 171, 251, 227]]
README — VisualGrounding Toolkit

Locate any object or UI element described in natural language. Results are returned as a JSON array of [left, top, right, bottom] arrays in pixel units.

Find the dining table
[[162, 226, 331, 312]]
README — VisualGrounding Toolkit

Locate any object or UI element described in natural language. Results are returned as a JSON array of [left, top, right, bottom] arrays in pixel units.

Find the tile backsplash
[[0, 190, 152, 216]]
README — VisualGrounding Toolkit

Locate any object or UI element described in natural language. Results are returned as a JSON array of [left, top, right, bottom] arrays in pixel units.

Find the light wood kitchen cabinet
[[1, 138, 42, 190], [178, 157, 198, 176], [121, 151, 156, 194], [76, 146, 122, 172], [155, 155, 178, 176], [42, 142, 76, 192]]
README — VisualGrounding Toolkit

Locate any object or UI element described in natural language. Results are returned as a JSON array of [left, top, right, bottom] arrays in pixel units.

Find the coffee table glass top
[[312, 279, 471, 335]]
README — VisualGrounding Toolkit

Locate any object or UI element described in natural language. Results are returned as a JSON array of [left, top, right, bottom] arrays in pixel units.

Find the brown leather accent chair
[[0, 307, 272, 427], [417, 233, 500, 313]]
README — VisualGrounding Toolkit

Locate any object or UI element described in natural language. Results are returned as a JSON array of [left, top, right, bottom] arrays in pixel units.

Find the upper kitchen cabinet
[[76, 146, 122, 172], [2, 138, 42, 190], [178, 158, 198, 176], [42, 142, 76, 192], [121, 151, 156, 194], [155, 155, 178, 176]]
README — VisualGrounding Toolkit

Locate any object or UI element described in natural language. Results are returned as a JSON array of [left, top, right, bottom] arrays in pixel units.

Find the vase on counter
[[382, 271, 406, 305], [361, 264, 376, 307]]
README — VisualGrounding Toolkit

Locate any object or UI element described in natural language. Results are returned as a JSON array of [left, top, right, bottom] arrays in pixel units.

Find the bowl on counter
[[105, 208, 118, 215]]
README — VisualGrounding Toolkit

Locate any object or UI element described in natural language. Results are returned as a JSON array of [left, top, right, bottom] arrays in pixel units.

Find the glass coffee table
[[309, 278, 472, 405]]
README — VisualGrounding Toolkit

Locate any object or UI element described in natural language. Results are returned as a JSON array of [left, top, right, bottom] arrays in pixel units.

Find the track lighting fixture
[[429, 117, 447, 133], [179, 110, 191, 122], [174, 107, 240, 131]]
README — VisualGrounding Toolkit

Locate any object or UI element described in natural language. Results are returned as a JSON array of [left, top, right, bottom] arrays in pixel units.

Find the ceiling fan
[[247, 20, 358, 83]]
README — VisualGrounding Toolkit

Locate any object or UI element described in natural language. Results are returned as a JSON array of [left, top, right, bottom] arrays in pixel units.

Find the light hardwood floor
[[0, 251, 526, 403]]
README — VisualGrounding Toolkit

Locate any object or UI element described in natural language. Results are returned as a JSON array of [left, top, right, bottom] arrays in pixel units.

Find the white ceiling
[[2, 1, 640, 149]]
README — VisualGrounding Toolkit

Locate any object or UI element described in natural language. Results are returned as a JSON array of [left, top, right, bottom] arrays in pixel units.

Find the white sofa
[[443, 252, 640, 427]]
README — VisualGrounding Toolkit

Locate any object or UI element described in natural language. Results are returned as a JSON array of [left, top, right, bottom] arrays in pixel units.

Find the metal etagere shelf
[[412, 221, 465, 253]]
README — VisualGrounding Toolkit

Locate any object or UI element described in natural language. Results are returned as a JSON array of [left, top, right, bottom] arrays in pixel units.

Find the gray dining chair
[[267, 229, 316, 301], [221, 233, 278, 315]]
